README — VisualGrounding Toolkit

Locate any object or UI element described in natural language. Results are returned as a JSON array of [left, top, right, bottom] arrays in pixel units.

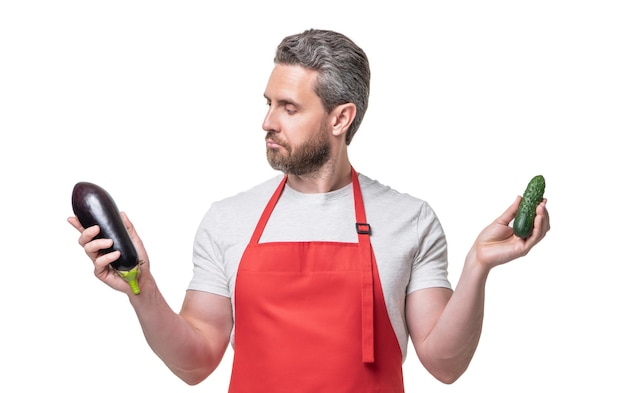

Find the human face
[[263, 64, 332, 175]]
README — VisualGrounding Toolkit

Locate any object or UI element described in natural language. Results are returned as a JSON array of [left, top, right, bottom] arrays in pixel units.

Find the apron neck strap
[[249, 175, 288, 244], [351, 167, 375, 363]]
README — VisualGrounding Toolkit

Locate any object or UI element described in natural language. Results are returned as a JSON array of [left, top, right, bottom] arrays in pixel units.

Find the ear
[[330, 103, 357, 137]]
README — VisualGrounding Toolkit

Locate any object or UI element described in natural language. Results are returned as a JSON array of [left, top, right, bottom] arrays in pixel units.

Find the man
[[69, 29, 550, 392]]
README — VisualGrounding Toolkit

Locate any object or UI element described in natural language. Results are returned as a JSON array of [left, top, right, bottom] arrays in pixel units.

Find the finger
[[526, 202, 550, 245], [77, 225, 101, 247], [84, 238, 113, 256], [536, 200, 550, 234], [67, 216, 85, 232], [495, 196, 522, 226], [93, 250, 121, 271]]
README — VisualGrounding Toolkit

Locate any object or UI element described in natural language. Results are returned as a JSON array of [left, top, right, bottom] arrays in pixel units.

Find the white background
[[1, 1, 624, 391]]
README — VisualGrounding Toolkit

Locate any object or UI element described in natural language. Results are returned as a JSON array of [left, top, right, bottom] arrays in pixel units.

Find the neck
[[286, 158, 352, 193]]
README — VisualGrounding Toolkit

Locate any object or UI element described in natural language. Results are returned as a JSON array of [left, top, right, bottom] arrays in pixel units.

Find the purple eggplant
[[72, 181, 141, 294]]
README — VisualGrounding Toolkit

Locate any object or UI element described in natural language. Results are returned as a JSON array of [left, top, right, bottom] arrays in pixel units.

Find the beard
[[266, 128, 331, 175]]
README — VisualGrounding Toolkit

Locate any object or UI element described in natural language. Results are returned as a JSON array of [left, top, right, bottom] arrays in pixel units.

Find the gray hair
[[274, 29, 370, 145]]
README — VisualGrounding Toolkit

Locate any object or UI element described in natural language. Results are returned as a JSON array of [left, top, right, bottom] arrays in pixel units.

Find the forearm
[[413, 259, 489, 384], [128, 275, 229, 385], [414, 197, 550, 383]]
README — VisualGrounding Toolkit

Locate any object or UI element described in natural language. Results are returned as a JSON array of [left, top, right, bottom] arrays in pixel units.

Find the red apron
[[229, 168, 404, 393]]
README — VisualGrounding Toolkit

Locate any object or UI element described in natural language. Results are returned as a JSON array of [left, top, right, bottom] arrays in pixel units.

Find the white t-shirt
[[188, 172, 451, 361]]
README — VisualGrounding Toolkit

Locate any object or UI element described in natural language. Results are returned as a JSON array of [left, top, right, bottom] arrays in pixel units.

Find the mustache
[[265, 132, 284, 146]]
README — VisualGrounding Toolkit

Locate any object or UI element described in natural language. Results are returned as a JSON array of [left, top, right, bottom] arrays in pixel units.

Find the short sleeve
[[407, 202, 451, 293]]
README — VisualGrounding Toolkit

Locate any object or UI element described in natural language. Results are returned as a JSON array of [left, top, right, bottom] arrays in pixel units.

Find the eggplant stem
[[116, 265, 141, 295]]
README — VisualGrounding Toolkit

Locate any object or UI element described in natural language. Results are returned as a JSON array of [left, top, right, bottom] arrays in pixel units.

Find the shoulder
[[198, 175, 283, 233], [357, 173, 443, 236], [358, 173, 431, 213], [213, 175, 284, 210]]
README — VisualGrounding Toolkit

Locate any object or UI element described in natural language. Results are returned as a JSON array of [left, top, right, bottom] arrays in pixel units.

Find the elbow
[[168, 366, 213, 386], [177, 372, 213, 386], [180, 373, 207, 386], [418, 343, 476, 384], [433, 370, 464, 385], [426, 360, 470, 385]]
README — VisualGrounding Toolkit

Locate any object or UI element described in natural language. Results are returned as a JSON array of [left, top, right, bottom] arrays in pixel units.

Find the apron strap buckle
[[355, 222, 371, 235]]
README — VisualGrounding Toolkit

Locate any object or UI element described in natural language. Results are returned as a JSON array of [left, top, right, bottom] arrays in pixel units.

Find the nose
[[262, 105, 277, 133]]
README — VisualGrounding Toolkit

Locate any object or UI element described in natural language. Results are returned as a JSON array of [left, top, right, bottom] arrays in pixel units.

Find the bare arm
[[407, 196, 550, 384], [68, 213, 233, 385], [130, 282, 233, 385]]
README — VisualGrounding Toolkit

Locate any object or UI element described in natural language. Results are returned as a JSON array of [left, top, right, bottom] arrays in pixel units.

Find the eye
[[285, 105, 296, 115]]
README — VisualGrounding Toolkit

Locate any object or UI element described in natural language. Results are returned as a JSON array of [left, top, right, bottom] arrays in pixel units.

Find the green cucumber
[[512, 175, 546, 239]]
